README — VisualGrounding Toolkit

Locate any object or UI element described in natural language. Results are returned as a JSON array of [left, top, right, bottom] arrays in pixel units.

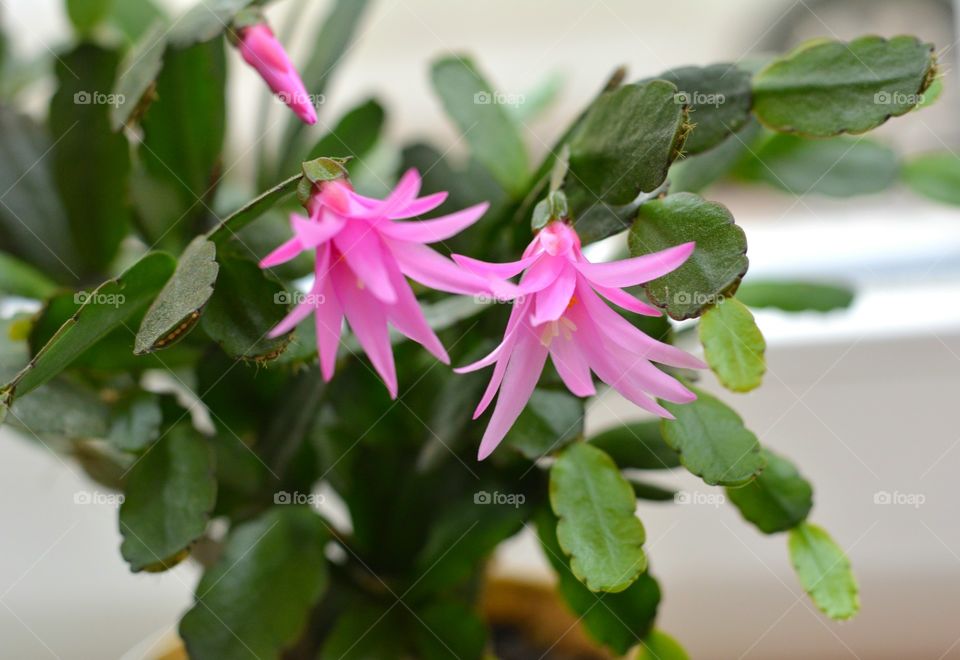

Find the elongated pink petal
[[332, 262, 398, 398], [548, 332, 596, 397], [389, 240, 492, 296], [390, 192, 448, 219], [592, 283, 662, 316], [477, 327, 549, 460], [333, 221, 396, 304], [260, 236, 303, 268], [518, 255, 565, 295], [452, 253, 538, 280], [268, 297, 313, 337], [378, 202, 489, 244], [383, 257, 449, 363], [575, 242, 695, 288], [349, 168, 422, 219], [314, 245, 342, 381], [462, 297, 531, 417], [292, 211, 345, 248], [455, 295, 529, 375], [531, 264, 576, 326]]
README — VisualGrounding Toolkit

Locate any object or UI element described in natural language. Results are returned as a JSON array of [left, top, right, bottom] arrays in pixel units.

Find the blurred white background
[[2, 0, 960, 658]]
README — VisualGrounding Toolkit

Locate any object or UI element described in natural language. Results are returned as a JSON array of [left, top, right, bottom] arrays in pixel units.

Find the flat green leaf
[[536, 508, 660, 655], [699, 297, 766, 393], [0, 252, 58, 299], [649, 63, 752, 154], [200, 254, 289, 361], [431, 55, 529, 196], [207, 173, 302, 242], [737, 280, 854, 313], [167, 0, 252, 49], [568, 81, 687, 211], [735, 134, 898, 196], [119, 424, 216, 571], [660, 386, 765, 486], [629, 192, 747, 320], [109, 0, 164, 42], [66, 0, 114, 33], [107, 393, 163, 452], [670, 119, 762, 193], [505, 388, 584, 458], [180, 506, 329, 660], [902, 152, 960, 206], [550, 443, 647, 592], [753, 36, 936, 137], [7, 379, 109, 439], [278, 0, 371, 170], [788, 523, 859, 620], [1, 253, 175, 402], [635, 630, 690, 660], [51, 44, 131, 275], [588, 420, 680, 470], [135, 237, 218, 354], [111, 21, 167, 130], [727, 449, 812, 534], [0, 107, 79, 281]]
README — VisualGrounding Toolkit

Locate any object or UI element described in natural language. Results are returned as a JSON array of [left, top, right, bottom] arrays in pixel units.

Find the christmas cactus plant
[[0, 0, 942, 657]]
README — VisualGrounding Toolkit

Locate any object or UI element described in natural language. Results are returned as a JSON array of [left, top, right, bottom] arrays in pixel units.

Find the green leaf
[[135, 237, 218, 354], [670, 119, 762, 193], [550, 443, 647, 592], [0, 252, 58, 299], [629, 192, 747, 320], [138, 38, 226, 244], [167, 0, 253, 49], [106, 393, 163, 452], [431, 55, 529, 196], [752, 36, 936, 137], [536, 508, 660, 655], [207, 173, 302, 242], [109, 0, 164, 42], [1, 253, 175, 402], [278, 0, 372, 169], [737, 280, 854, 313], [788, 523, 859, 620], [505, 388, 584, 459], [414, 601, 487, 660], [320, 600, 411, 659], [660, 386, 765, 486], [649, 63, 752, 154], [588, 420, 680, 470], [119, 424, 216, 571], [628, 478, 677, 502], [902, 152, 960, 206], [568, 81, 687, 211], [507, 71, 564, 123], [180, 506, 329, 659], [734, 134, 899, 196], [699, 297, 766, 393], [50, 44, 131, 275], [200, 254, 289, 361], [7, 379, 109, 439], [635, 630, 690, 660], [111, 21, 167, 130], [66, 0, 114, 33], [727, 449, 813, 534], [0, 107, 79, 281]]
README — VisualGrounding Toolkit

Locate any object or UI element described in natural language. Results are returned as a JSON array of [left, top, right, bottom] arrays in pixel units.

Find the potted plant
[[0, 0, 942, 657]]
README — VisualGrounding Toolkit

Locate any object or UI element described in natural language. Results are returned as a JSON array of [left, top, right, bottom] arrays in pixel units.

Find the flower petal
[[592, 283, 662, 316], [452, 253, 538, 280], [378, 202, 489, 244], [333, 221, 396, 304], [518, 254, 565, 295], [260, 236, 303, 269], [390, 191, 448, 219], [575, 242, 695, 288], [389, 240, 491, 296], [314, 245, 342, 381], [292, 210, 345, 248], [530, 263, 576, 326], [384, 257, 449, 363], [549, 332, 596, 397]]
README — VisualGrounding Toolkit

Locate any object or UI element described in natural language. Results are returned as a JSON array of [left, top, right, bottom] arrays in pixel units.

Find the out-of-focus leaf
[[66, 0, 114, 33], [588, 420, 680, 470], [753, 36, 936, 137], [167, 0, 253, 49], [635, 630, 690, 660], [320, 600, 411, 659], [669, 119, 762, 193], [0, 252, 58, 299], [727, 449, 812, 534], [431, 55, 529, 196], [737, 280, 854, 313], [699, 297, 766, 393], [735, 134, 898, 196], [7, 379, 109, 438], [507, 71, 564, 123], [135, 237, 218, 354], [119, 424, 216, 571], [414, 601, 486, 660], [306, 97, 385, 163], [902, 152, 960, 206], [660, 386, 765, 486], [111, 21, 167, 129], [628, 478, 677, 502], [629, 192, 747, 320], [207, 172, 302, 242], [505, 388, 584, 459], [788, 522, 859, 620], [50, 44, 131, 275], [107, 393, 163, 452], [550, 443, 646, 592], [109, 0, 164, 42], [180, 506, 329, 659]]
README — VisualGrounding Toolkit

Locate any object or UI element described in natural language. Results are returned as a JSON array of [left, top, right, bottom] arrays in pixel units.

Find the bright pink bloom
[[237, 24, 317, 125], [454, 221, 706, 460], [260, 169, 512, 398]]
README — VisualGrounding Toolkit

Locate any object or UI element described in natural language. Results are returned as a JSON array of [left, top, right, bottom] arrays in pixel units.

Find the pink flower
[[260, 169, 511, 398], [237, 24, 317, 125], [454, 220, 707, 460]]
